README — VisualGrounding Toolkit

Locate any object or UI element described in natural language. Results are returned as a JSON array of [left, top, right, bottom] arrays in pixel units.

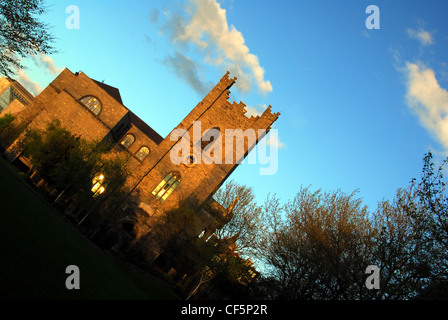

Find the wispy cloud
[[155, 0, 272, 96], [266, 132, 285, 149], [31, 54, 63, 76], [404, 61, 448, 151], [163, 51, 213, 96], [149, 8, 159, 24], [15, 69, 42, 96], [11, 54, 61, 96], [407, 28, 434, 46]]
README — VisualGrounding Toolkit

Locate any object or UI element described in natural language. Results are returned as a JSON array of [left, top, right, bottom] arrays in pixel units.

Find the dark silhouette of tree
[[143, 206, 217, 275], [0, 113, 14, 132], [22, 120, 87, 189], [396, 152, 448, 299], [0, 114, 25, 148], [77, 154, 131, 227], [371, 193, 430, 299], [21, 120, 130, 226], [0, 0, 56, 76]]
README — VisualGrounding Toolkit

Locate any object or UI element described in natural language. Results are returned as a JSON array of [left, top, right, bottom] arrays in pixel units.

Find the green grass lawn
[[0, 156, 179, 299]]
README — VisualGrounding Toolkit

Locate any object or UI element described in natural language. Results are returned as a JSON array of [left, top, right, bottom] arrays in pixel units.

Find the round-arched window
[[135, 146, 150, 161], [120, 134, 135, 149], [80, 96, 102, 116]]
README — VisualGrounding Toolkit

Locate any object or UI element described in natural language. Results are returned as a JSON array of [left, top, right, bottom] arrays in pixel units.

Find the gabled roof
[[92, 79, 123, 105], [92, 78, 163, 145], [128, 110, 164, 145]]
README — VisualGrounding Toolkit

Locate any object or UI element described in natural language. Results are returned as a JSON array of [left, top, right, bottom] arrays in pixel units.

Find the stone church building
[[2, 68, 279, 251]]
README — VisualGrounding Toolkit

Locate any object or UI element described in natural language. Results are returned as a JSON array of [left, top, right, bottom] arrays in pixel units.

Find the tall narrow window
[[91, 173, 105, 198], [135, 146, 149, 161], [152, 172, 180, 201], [120, 134, 135, 149], [200, 127, 220, 150], [80, 96, 102, 116]]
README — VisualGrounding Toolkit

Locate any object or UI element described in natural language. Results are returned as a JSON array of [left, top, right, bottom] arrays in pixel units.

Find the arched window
[[135, 146, 149, 161], [80, 96, 102, 116], [200, 127, 220, 150], [152, 172, 181, 201], [120, 134, 135, 149]]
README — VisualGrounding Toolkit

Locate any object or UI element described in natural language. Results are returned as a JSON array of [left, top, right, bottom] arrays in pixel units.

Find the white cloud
[[159, 0, 272, 96], [244, 104, 266, 118], [31, 54, 63, 76], [266, 132, 285, 149], [10, 54, 61, 96], [242, 104, 285, 149], [15, 69, 42, 96], [404, 62, 448, 151], [407, 28, 434, 46]]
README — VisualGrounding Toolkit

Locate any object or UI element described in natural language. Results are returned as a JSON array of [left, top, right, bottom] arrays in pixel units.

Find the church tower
[[127, 72, 280, 220]]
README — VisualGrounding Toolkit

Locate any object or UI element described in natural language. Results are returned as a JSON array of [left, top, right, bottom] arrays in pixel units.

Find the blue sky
[[17, 0, 448, 211]]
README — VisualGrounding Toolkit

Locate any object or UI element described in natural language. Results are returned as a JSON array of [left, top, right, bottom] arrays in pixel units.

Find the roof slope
[[92, 78, 164, 145], [93, 79, 123, 105], [128, 110, 164, 144]]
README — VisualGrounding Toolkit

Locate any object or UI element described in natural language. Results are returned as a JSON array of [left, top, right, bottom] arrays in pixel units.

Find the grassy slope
[[0, 156, 179, 299]]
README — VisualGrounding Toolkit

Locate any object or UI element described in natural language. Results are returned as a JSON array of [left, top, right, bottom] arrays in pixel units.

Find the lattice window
[[152, 172, 181, 201], [80, 96, 102, 116], [135, 146, 149, 161], [120, 134, 135, 149]]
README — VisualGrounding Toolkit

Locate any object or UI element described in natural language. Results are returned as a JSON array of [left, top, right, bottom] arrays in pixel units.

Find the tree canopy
[[0, 0, 56, 76], [251, 152, 448, 300], [22, 120, 130, 221]]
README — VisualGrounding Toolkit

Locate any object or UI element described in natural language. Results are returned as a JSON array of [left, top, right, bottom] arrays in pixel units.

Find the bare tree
[[371, 193, 429, 299], [255, 153, 448, 300], [259, 186, 376, 300], [394, 152, 448, 298], [213, 180, 266, 258]]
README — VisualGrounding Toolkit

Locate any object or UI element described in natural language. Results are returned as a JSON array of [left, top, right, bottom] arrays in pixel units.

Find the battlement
[[217, 71, 280, 129], [261, 105, 280, 121], [220, 71, 237, 90]]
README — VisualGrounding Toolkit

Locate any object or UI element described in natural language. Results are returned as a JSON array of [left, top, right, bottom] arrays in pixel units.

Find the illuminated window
[[120, 134, 135, 149], [135, 146, 149, 161], [91, 173, 105, 197], [152, 172, 180, 201], [80, 96, 102, 116]]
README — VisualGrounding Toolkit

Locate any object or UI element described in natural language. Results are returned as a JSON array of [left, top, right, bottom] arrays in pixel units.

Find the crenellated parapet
[[213, 71, 280, 131]]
